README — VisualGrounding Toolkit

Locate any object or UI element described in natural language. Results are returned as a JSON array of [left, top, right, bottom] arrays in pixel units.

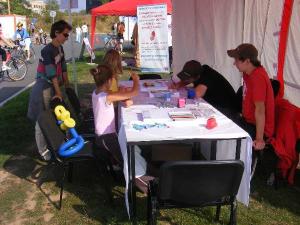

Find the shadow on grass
[[250, 162, 300, 217]]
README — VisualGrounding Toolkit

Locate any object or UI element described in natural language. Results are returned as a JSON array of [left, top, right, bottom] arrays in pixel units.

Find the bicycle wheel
[[6, 58, 28, 81]]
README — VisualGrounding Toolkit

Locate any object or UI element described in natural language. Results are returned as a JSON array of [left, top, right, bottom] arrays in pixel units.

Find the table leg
[[127, 144, 136, 222], [211, 140, 217, 160], [235, 139, 241, 159]]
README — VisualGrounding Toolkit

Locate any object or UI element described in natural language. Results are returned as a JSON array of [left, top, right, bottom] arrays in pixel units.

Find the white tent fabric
[[284, 0, 300, 107], [173, 0, 300, 107], [172, 0, 245, 90], [244, 0, 284, 80], [172, 0, 244, 89]]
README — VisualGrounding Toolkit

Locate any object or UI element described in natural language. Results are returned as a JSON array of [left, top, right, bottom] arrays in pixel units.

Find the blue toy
[[54, 105, 85, 157]]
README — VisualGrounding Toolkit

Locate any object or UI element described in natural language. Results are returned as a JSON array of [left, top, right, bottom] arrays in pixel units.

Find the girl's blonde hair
[[103, 49, 123, 75]]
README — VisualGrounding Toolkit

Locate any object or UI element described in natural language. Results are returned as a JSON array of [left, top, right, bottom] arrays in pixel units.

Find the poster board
[[137, 4, 169, 73]]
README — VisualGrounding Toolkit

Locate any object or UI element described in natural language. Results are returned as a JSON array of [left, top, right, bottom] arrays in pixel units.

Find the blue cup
[[187, 88, 195, 99], [164, 92, 171, 101]]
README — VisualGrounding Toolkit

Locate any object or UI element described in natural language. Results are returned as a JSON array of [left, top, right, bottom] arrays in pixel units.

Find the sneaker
[[1, 65, 11, 71]]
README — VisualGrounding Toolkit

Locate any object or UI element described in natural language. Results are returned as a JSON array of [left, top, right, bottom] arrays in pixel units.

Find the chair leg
[[68, 162, 73, 183], [251, 156, 258, 180], [96, 162, 113, 203], [215, 205, 221, 221], [59, 165, 67, 210], [150, 198, 157, 225], [229, 199, 237, 225], [107, 160, 118, 182]]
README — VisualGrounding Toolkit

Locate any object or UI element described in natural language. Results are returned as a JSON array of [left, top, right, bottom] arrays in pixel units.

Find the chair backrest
[[37, 110, 66, 161], [65, 87, 81, 117], [158, 160, 244, 205], [129, 74, 162, 80]]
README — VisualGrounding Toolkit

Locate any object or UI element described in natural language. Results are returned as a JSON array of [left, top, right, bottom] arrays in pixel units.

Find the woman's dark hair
[[50, 20, 72, 39], [90, 64, 113, 87], [239, 56, 261, 67]]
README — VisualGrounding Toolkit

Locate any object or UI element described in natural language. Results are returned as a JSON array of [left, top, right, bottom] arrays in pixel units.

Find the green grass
[[0, 52, 299, 224]]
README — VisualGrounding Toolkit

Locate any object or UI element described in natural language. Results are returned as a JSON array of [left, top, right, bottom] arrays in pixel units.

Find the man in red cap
[[227, 43, 275, 150]]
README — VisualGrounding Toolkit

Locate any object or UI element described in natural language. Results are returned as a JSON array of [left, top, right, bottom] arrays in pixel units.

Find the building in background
[[30, 0, 46, 15]]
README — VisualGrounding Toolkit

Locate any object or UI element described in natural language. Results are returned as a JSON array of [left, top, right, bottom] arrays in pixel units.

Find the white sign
[[83, 37, 95, 60], [137, 4, 169, 73], [49, 11, 56, 18]]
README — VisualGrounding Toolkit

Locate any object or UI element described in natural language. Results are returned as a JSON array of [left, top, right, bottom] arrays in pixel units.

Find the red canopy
[[90, 0, 172, 48], [91, 0, 172, 16]]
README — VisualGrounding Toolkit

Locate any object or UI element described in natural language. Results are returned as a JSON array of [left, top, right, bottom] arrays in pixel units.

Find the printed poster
[[137, 4, 169, 73], [83, 37, 96, 60]]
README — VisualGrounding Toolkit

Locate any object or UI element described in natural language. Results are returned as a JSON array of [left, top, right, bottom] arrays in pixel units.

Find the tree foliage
[[41, 0, 64, 25], [0, 0, 32, 16]]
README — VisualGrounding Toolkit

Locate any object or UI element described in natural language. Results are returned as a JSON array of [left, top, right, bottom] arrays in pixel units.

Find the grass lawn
[[0, 52, 299, 224]]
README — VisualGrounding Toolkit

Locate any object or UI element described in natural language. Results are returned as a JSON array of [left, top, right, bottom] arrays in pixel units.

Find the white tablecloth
[[118, 80, 252, 215]]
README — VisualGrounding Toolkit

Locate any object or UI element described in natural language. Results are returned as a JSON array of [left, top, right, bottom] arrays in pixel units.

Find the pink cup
[[178, 98, 186, 108]]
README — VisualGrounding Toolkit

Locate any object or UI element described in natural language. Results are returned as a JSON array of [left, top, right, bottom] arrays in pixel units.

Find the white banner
[[137, 4, 169, 73], [83, 37, 95, 60]]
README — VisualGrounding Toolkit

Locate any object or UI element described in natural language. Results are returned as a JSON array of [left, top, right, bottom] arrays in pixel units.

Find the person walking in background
[[42, 32, 47, 45], [39, 27, 43, 45], [30, 23, 35, 36], [117, 21, 125, 54], [27, 20, 72, 161], [76, 25, 82, 43], [132, 22, 140, 67], [81, 23, 88, 38]]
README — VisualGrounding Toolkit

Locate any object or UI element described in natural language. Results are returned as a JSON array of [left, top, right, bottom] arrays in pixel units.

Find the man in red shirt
[[227, 43, 275, 150]]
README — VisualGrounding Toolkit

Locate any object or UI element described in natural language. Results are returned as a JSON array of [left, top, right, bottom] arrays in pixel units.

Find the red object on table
[[206, 117, 217, 129]]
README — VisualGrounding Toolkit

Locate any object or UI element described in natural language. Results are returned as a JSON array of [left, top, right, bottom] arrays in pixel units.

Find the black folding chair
[[37, 110, 112, 209], [65, 87, 95, 135], [147, 160, 244, 225]]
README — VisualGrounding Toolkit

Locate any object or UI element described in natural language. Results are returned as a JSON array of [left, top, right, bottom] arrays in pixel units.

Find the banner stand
[[82, 37, 96, 65]]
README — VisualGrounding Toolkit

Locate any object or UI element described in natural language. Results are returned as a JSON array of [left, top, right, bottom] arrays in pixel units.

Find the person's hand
[[52, 94, 62, 102], [123, 99, 133, 108], [253, 139, 265, 150], [168, 81, 178, 89], [130, 73, 139, 82]]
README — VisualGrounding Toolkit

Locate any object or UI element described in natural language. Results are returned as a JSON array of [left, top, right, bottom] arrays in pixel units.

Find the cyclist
[[15, 22, 31, 61]]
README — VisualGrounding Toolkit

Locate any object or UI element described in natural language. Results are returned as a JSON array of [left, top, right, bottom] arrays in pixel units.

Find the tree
[[41, 0, 64, 25], [0, 0, 32, 15]]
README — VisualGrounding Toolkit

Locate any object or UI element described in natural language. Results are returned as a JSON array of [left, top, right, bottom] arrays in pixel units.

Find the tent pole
[[68, 1, 78, 95]]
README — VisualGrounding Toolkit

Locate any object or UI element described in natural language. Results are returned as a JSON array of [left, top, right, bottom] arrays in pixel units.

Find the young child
[[103, 49, 122, 93], [90, 64, 146, 174]]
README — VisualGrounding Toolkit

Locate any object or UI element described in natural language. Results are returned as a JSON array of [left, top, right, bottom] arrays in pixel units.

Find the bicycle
[[103, 33, 119, 51], [13, 39, 36, 64], [0, 47, 28, 81]]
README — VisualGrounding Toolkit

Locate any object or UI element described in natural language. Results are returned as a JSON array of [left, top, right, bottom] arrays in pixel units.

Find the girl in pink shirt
[[91, 64, 140, 165]]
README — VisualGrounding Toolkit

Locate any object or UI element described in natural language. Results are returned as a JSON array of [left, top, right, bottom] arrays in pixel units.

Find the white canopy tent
[[172, 0, 300, 107]]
